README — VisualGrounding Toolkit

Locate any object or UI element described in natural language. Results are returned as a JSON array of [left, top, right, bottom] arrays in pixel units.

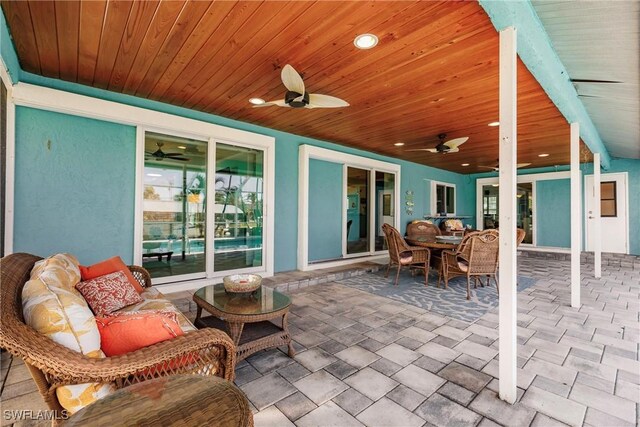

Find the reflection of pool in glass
[[143, 236, 262, 256]]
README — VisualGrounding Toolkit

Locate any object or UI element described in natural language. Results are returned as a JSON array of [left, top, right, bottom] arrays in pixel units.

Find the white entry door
[[585, 173, 628, 254]]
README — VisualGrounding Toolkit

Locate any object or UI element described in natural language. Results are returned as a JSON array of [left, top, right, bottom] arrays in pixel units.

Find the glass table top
[[194, 284, 291, 316]]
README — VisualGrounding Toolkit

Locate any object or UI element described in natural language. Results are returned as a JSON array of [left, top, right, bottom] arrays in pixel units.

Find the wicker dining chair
[[0, 253, 237, 418], [438, 230, 499, 299], [406, 221, 441, 241], [382, 223, 431, 286]]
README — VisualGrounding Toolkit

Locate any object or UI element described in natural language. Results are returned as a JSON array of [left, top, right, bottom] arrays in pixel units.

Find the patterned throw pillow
[[76, 271, 143, 316], [80, 256, 144, 293]]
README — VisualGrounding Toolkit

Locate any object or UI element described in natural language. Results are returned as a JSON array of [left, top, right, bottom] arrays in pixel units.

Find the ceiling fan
[[255, 64, 349, 109], [407, 133, 469, 153], [145, 142, 189, 162], [479, 160, 531, 172]]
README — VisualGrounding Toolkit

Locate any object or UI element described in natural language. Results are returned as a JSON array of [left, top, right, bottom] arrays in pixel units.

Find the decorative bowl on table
[[222, 274, 262, 294]]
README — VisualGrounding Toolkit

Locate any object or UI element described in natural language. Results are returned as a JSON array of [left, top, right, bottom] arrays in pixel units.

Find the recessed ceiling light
[[488, 122, 500, 127], [146, 173, 162, 177], [177, 145, 187, 149], [491, 184, 499, 187], [538, 153, 550, 157], [354, 33, 378, 49], [249, 98, 265, 105], [394, 142, 405, 146], [461, 163, 470, 167]]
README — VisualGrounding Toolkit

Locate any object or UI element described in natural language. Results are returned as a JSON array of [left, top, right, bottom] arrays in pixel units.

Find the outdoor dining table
[[405, 236, 461, 276], [405, 236, 460, 251]]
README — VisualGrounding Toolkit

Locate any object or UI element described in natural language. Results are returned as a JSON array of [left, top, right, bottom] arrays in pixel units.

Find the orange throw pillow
[[96, 311, 184, 357], [80, 256, 144, 293]]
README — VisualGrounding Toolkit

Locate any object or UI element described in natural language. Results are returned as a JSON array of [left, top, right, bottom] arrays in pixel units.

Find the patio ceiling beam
[[479, 0, 611, 170], [571, 122, 582, 308], [498, 26, 518, 405], [593, 153, 602, 278]]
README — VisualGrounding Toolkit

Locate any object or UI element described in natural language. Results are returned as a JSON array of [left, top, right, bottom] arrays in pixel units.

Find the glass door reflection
[[213, 143, 264, 271], [142, 132, 207, 280], [346, 167, 369, 255], [517, 183, 533, 244], [375, 171, 395, 251], [482, 183, 533, 244]]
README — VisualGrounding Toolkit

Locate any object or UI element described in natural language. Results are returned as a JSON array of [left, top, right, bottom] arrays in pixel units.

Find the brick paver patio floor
[[2, 256, 638, 427]]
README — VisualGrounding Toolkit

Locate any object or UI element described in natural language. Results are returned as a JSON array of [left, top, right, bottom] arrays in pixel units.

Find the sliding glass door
[[214, 143, 264, 271], [143, 132, 208, 280], [346, 167, 370, 255], [343, 167, 398, 257], [375, 171, 395, 251], [481, 182, 533, 244], [141, 131, 268, 283]]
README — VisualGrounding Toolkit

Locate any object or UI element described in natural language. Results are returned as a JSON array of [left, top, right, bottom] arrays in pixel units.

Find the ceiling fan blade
[[281, 64, 305, 95], [446, 148, 460, 153], [517, 163, 532, 168], [307, 93, 350, 108], [253, 99, 289, 107], [406, 148, 439, 153], [170, 157, 190, 161], [444, 137, 469, 149], [164, 153, 186, 157]]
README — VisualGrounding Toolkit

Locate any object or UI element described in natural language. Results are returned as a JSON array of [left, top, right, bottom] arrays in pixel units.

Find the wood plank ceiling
[[1, 0, 591, 173]]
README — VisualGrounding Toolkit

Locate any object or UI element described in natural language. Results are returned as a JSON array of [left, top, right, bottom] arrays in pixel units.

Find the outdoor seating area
[[2, 255, 638, 426], [0, 1, 638, 426]]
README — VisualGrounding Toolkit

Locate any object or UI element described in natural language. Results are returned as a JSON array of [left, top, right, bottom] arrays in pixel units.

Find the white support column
[[570, 122, 581, 307], [498, 26, 518, 405], [593, 153, 601, 278]]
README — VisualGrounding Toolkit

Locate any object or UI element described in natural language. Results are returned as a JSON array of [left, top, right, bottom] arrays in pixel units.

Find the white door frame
[[298, 144, 400, 271], [136, 126, 274, 286], [476, 171, 571, 248], [584, 172, 629, 254]]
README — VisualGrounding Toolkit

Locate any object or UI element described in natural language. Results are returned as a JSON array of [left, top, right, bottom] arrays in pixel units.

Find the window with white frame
[[431, 181, 455, 215]]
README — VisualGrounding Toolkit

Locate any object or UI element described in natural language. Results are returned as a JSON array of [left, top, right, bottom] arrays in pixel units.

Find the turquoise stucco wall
[[308, 159, 343, 262], [536, 179, 571, 248], [14, 107, 136, 263], [470, 158, 640, 255]]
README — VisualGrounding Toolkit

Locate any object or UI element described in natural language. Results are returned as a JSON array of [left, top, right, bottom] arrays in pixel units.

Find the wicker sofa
[[0, 253, 236, 415]]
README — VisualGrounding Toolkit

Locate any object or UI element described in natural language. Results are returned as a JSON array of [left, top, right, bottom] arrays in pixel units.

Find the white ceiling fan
[[479, 160, 532, 171], [254, 64, 349, 109], [407, 133, 469, 154]]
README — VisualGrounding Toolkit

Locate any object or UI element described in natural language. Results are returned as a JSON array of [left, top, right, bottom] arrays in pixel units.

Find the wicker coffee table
[[193, 284, 294, 361]]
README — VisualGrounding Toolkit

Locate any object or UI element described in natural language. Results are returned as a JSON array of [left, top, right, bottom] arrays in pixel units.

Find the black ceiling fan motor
[[285, 90, 309, 108], [435, 133, 448, 152]]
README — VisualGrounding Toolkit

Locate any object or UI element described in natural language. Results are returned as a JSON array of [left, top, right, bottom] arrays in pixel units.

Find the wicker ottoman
[[62, 375, 253, 426]]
